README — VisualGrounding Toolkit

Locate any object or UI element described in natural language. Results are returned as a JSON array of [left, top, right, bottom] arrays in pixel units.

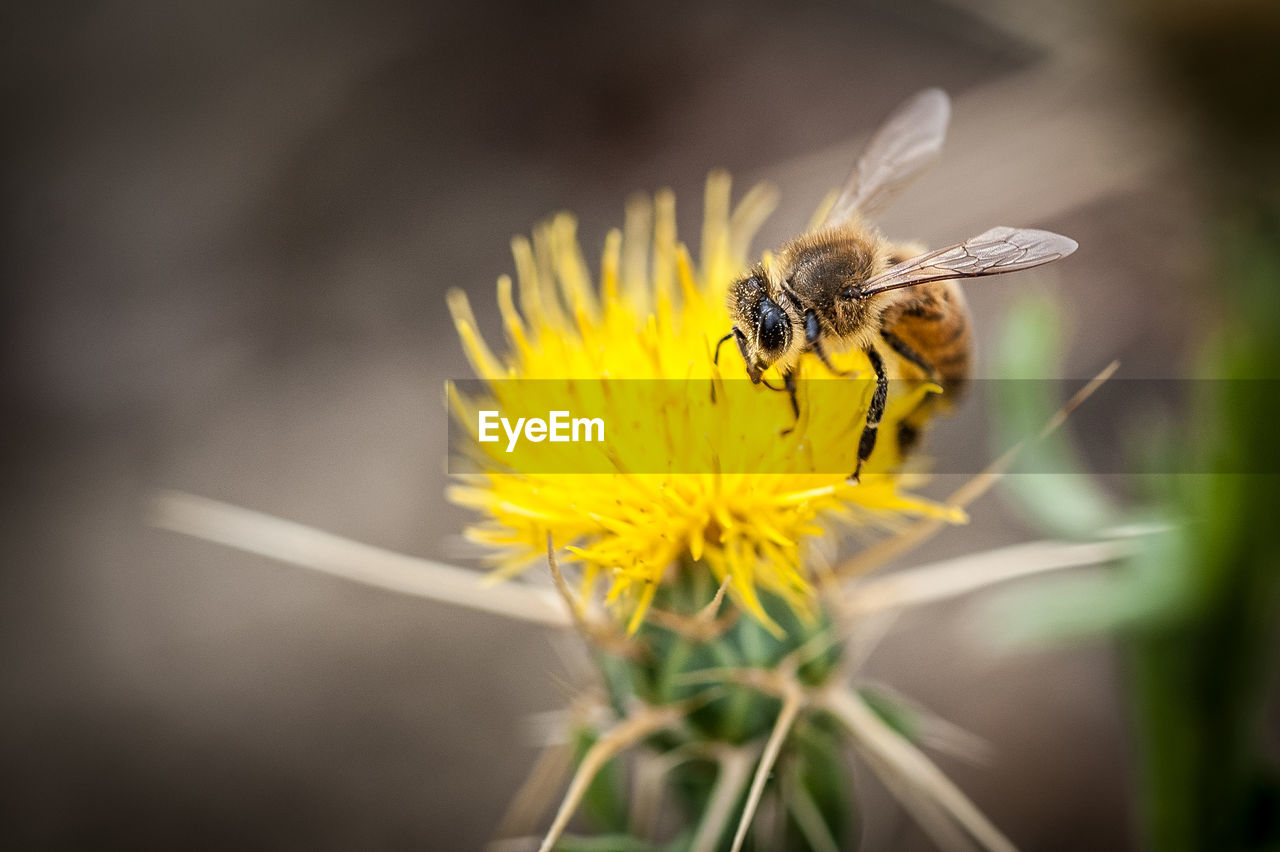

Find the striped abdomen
[[882, 279, 972, 398]]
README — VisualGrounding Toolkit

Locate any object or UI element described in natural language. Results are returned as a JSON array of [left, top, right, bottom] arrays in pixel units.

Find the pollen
[[447, 173, 958, 634]]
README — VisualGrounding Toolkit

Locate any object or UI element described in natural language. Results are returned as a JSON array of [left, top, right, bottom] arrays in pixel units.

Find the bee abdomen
[[883, 280, 972, 395]]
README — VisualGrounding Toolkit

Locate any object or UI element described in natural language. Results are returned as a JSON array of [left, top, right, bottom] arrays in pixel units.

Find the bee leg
[[779, 370, 800, 436], [710, 331, 735, 403], [806, 309, 853, 377], [849, 346, 888, 485], [881, 329, 943, 455], [756, 372, 801, 434], [896, 422, 921, 453], [712, 331, 735, 366], [812, 339, 854, 378]]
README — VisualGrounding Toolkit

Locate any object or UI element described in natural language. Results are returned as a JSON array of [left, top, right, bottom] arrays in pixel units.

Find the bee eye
[[757, 297, 789, 354], [733, 327, 749, 360]]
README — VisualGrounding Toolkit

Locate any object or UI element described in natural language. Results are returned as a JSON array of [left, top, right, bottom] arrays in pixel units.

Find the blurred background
[[1, 0, 1253, 848]]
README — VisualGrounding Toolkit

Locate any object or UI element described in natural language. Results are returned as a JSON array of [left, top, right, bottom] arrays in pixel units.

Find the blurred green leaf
[[553, 833, 664, 852], [572, 726, 630, 833], [855, 686, 920, 742], [787, 720, 856, 851], [991, 294, 1117, 539], [1122, 214, 1280, 852], [976, 519, 1192, 647]]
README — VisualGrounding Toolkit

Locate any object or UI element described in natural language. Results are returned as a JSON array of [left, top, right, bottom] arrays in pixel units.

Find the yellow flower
[[447, 173, 958, 634]]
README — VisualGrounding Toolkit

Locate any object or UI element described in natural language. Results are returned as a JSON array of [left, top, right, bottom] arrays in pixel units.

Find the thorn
[[545, 534, 639, 658], [730, 673, 806, 852], [537, 703, 690, 852], [644, 575, 736, 641], [695, 574, 732, 623]]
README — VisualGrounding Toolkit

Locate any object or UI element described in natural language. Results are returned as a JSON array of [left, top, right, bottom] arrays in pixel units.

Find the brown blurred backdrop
[[2, 0, 1213, 848]]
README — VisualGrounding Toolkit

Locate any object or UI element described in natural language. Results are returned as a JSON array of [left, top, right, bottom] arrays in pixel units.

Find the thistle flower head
[[448, 173, 957, 633]]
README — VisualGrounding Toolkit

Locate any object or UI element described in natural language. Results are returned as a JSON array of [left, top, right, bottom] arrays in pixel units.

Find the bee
[[717, 88, 1078, 483]]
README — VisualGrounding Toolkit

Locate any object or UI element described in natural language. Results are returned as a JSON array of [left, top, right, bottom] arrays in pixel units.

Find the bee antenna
[[713, 331, 735, 366]]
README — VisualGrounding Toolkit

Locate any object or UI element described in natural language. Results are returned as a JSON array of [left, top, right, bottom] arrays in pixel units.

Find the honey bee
[[717, 88, 1078, 483]]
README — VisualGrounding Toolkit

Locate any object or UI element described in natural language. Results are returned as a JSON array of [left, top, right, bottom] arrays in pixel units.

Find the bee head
[[726, 270, 797, 383]]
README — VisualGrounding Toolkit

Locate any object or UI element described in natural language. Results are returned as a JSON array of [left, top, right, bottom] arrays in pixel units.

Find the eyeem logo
[[478, 410, 605, 453]]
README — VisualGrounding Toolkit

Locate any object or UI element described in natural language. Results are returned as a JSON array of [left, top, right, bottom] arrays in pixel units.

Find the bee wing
[[860, 226, 1079, 295], [822, 88, 951, 227]]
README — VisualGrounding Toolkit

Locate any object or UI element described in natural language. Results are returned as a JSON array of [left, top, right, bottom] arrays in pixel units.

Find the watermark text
[[478, 410, 605, 452]]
